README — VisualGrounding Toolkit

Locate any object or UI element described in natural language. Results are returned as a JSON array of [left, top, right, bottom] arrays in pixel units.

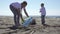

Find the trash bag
[[30, 19, 36, 25]]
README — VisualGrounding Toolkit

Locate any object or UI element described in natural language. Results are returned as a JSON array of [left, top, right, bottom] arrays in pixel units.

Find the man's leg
[[9, 5, 20, 29], [16, 15, 20, 26], [14, 15, 17, 26], [10, 5, 17, 26]]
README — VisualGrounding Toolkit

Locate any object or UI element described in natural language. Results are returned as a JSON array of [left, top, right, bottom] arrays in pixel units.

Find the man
[[9, 1, 29, 29]]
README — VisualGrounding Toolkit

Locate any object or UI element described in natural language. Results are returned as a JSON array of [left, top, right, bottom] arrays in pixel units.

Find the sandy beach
[[0, 16, 60, 34]]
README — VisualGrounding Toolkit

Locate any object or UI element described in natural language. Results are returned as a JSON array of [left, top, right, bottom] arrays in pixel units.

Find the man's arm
[[17, 8, 24, 22], [20, 13, 24, 22], [24, 8, 29, 17]]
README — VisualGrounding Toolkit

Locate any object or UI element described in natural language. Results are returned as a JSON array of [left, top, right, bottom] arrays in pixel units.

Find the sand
[[0, 16, 60, 34]]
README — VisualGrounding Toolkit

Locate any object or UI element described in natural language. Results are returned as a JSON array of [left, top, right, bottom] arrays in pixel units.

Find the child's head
[[21, 1, 27, 8], [41, 3, 44, 7]]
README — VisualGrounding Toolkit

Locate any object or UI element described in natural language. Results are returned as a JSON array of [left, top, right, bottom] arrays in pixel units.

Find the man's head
[[41, 3, 44, 7], [21, 1, 27, 8]]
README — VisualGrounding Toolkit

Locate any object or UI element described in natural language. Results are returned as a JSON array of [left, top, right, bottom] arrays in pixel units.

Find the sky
[[0, 0, 60, 16]]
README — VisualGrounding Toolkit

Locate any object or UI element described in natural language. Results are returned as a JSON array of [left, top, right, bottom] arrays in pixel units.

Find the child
[[40, 3, 46, 26], [9, 1, 29, 29]]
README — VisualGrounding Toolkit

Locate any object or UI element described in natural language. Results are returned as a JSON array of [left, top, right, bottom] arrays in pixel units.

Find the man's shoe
[[8, 26, 18, 30], [42, 24, 50, 27]]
